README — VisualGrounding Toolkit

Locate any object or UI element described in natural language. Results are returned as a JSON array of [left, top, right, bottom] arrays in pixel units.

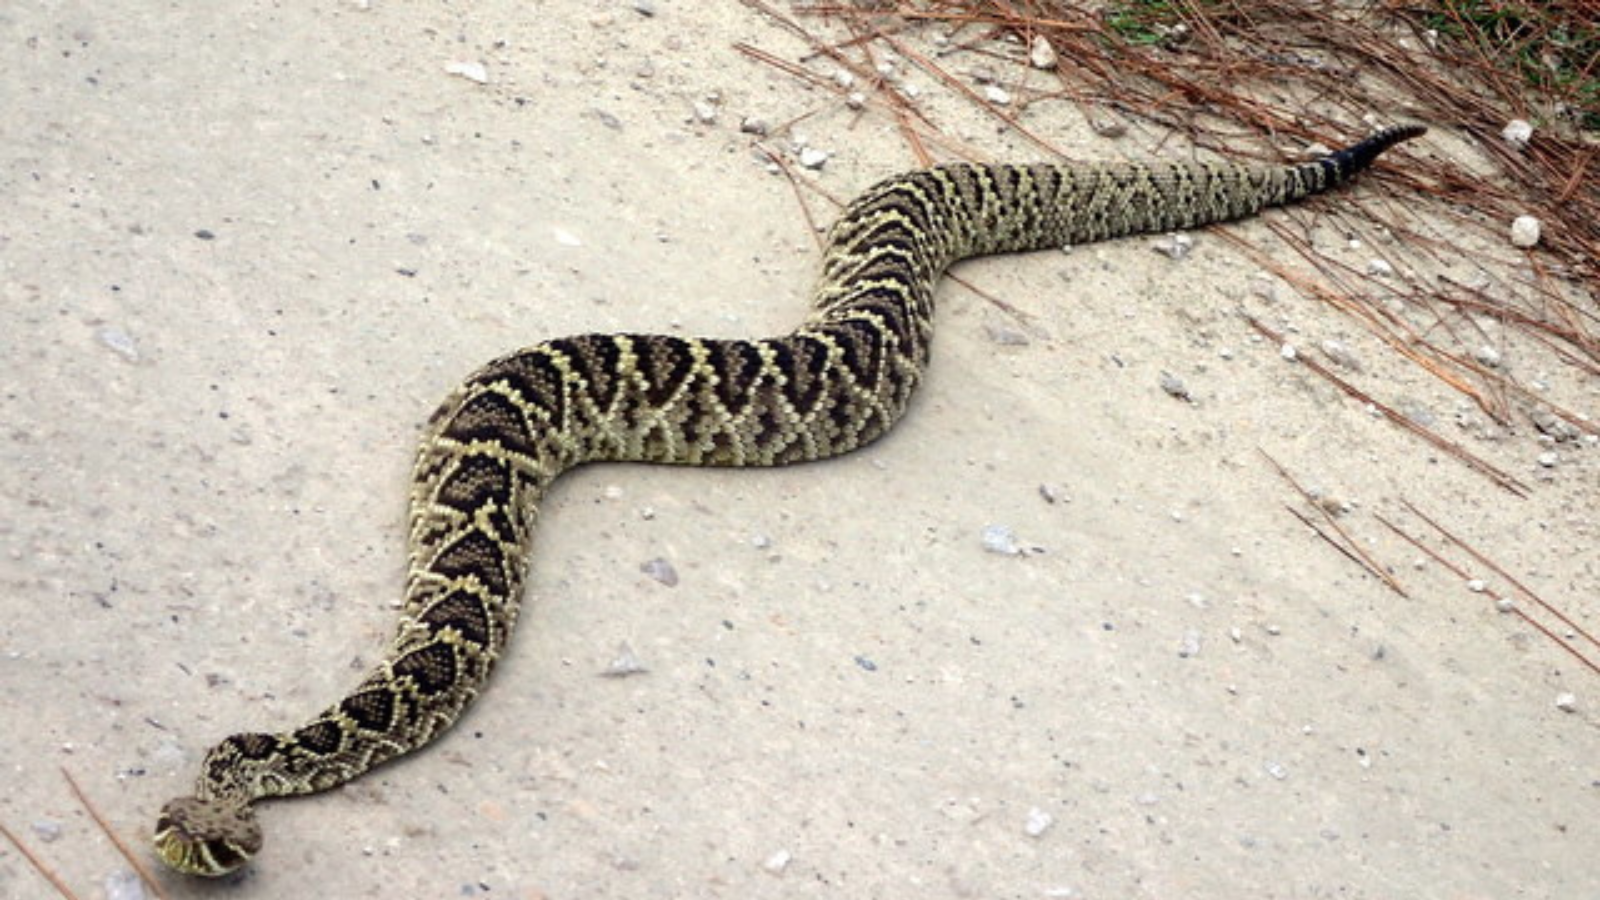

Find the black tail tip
[[1324, 124, 1427, 180]]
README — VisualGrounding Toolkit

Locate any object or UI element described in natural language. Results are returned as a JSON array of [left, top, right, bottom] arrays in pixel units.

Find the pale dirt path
[[2, 2, 1595, 898]]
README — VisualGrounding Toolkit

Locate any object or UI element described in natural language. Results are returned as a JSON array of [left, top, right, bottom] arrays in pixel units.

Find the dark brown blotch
[[392, 642, 459, 696], [418, 588, 494, 647], [429, 531, 510, 596], [339, 689, 398, 732], [442, 390, 537, 457]]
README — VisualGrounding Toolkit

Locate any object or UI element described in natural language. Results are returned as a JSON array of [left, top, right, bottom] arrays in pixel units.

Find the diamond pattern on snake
[[154, 125, 1425, 876]]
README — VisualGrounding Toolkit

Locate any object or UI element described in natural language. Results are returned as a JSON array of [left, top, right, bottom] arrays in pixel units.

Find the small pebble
[[104, 870, 147, 900], [445, 61, 489, 84], [798, 147, 829, 170], [1495, 598, 1516, 613], [1029, 35, 1057, 69], [1152, 233, 1193, 259], [640, 557, 678, 586], [1279, 343, 1298, 361], [1178, 630, 1202, 658], [853, 655, 877, 672], [601, 641, 647, 678], [739, 116, 769, 136], [981, 524, 1021, 556], [1367, 258, 1394, 277], [97, 326, 140, 361], [1474, 345, 1502, 368], [1537, 451, 1558, 468], [692, 100, 717, 124], [31, 819, 63, 842], [1554, 692, 1577, 713], [983, 85, 1011, 105], [631, 0, 656, 15], [762, 848, 792, 873], [1501, 118, 1533, 148], [845, 91, 867, 110], [1038, 483, 1066, 504], [1510, 215, 1541, 248], [1530, 408, 1578, 442], [1024, 807, 1054, 837], [1319, 339, 1362, 371], [1466, 579, 1487, 593], [1158, 371, 1191, 401], [982, 322, 1030, 346], [1264, 761, 1288, 780]]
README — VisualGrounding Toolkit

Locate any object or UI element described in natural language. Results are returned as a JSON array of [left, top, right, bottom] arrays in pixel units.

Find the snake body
[[155, 125, 1423, 876]]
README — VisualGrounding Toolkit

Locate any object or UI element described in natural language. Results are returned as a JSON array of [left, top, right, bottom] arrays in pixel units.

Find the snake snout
[[154, 795, 262, 877]]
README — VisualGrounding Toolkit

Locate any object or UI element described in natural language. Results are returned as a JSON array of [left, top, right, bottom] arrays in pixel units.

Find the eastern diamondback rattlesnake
[[155, 125, 1424, 876]]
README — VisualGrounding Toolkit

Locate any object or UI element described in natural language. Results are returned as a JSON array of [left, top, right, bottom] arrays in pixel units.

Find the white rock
[[1554, 692, 1577, 712], [97, 326, 140, 361], [640, 557, 678, 586], [692, 100, 717, 124], [104, 870, 147, 900], [1279, 343, 1298, 361], [1475, 345, 1502, 367], [981, 524, 1022, 556], [1495, 598, 1516, 613], [1510, 215, 1541, 248], [1029, 35, 1058, 69], [1024, 807, 1055, 837], [1537, 451, 1559, 468], [1466, 579, 1487, 593], [984, 84, 1011, 105], [1320, 339, 1362, 371], [798, 147, 829, 170], [445, 60, 489, 84], [1152, 233, 1193, 259], [1178, 630, 1202, 658], [739, 116, 769, 136], [1367, 258, 1394, 277], [763, 848, 792, 873], [845, 91, 867, 110], [1501, 119, 1533, 148], [602, 642, 648, 678], [552, 227, 582, 247]]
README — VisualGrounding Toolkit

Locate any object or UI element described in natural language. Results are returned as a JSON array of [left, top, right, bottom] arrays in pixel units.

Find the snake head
[[153, 795, 262, 877]]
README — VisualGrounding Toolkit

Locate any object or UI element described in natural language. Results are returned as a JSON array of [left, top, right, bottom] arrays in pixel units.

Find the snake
[[154, 124, 1424, 876]]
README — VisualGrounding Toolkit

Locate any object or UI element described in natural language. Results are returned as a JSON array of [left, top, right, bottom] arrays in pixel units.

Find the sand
[[2, 2, 1595, 897]]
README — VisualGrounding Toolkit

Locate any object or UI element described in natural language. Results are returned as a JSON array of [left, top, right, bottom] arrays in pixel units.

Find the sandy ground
[[3, 2, 1597, 898]]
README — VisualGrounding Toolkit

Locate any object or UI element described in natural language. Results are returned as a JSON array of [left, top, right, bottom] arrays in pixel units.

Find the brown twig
[[1244, 315, 1530, 497], [1374, 509, 1600, 678], [1398, 499, 1600, 655], [61, 768, 171, 900], [1258, 449, 1409, 597], [0, 821, 81, 900]]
